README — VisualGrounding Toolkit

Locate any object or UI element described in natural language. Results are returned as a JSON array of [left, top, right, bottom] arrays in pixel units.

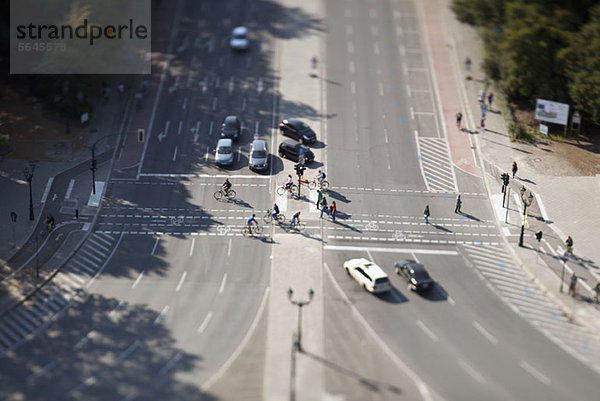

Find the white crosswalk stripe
[[417, 137, 457, 192], [462, 243, 600, 373]]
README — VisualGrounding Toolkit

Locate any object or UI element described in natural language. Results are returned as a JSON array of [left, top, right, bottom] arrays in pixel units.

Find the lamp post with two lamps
[[23, 161, 37, 221], [518, 185, 534, 247]]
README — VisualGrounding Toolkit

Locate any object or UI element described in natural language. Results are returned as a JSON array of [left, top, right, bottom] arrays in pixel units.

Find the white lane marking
[[151, 237, 160, 255], [347, 41, 354, 53], [255, 121, 260, 135], [189, 238, 195, 256], [205, 146, 210, 161], [117, 340, 140, 362], [534, 194, 548, 222], [472, 321, 498, 345], [350, 81, 356, 94], [65, 179, 75, 199], [346, 24, 353, 35], [416, 320, 439, 342], [242, 98, 247, 110], [159, 352, 182, 375], [65, 377, 96, 398], [86, 233, 123, 288], [201, 288, 271, 391], [154, 305, 169, 325], [228, 76, 234, 94], [212, 97, 217, 111], [458, 359, 486, 384], [257, 78, 264, 94], [197, 311, 213, 334], [176, 271, 187, 292], [410, 106, 415, 119], [384, 128, 389, 143], [132, 270, 144, 288], [519, 360, 551, 385], [41, 177, 54, 204], [323, 245, 458, 255], [237, 149, 241, 162], [27, 361, 57, 384], [218, 273, 227, 294], [73, 330, 97, 350], [208, 121, 213, 136], [406, 83, 412, 97], [374, 43, 380, 55], [227, 238, 232, 257], [172, 146, 178, 161], [447, 296, 456, 306], [378, 82, 384, 96], [178, 120, 183, 135], [165, 120, 170, 135], [349, 60, 355, 73]]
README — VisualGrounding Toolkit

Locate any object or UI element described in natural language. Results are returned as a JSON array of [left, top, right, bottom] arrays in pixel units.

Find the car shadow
[[375, 287, 408, 304], [309, 140, 326, 149], [419, 284, 449, 302]]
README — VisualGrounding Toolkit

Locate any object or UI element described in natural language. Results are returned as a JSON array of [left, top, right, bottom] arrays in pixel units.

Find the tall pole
[[91, 143, 97, 195], [23, 162, 36, 221], [518, 187, 534, 247]]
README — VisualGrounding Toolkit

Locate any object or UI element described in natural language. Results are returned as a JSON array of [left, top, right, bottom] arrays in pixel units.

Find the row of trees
[[452, 0, 600, 127]]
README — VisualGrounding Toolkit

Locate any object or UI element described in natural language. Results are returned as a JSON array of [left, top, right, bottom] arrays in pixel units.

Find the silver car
[[249, 139, 268, 172], [215, 138, 234, 167], [230, 26, 249, 51]]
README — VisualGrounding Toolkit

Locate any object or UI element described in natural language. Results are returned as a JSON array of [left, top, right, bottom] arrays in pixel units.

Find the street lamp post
[[518, 186, 534, 247], [23, 161, 36, 221], [287, 288, 314, 353]]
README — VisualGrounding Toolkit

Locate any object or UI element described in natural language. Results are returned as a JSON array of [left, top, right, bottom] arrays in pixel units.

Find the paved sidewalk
[[430, 0, 600, 332]]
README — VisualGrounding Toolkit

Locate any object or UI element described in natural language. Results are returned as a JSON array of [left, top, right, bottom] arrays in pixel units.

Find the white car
[[215, 138, 234, 167], [343, 258, 392, 293], [230, 26, 249, 51]]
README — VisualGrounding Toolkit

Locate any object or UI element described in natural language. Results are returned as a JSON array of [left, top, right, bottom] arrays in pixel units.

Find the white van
[[343, 258, 391, 293]]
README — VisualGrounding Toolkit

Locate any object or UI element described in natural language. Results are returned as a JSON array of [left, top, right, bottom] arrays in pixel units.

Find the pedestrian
[[465, 57, 472, 79], [512, 161, 518, 178], [320, 196, 328, 219], [330, 201, 337, 222], [455, 194, 462, 214], [311, 56, 318, 70], [456, 112, 463, 130], [594, 281, 600, 303], [317, 190, 323, 210], [424, 205, 430, 224], [488, 92, 494, 109], [568, 273, 577, 297], [478, 89, 485, 104]]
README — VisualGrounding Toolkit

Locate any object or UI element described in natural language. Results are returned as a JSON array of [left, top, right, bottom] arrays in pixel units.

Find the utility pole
[[23, 161, 37, 221]]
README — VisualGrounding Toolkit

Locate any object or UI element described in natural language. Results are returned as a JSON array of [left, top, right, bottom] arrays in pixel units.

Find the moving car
[[279, 119, 317, 144], [395, 260, 434, 292], [278, 140, 315, 163], [220, 115, 241, 141], [249, 139, 269, 172], [344, 258, 391, 294], [215, 138, 234, 167], [230, 26, 249, 51]]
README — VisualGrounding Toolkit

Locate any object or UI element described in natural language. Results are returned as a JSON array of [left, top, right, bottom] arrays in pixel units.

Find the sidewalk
[[431, 0, 600, 332]]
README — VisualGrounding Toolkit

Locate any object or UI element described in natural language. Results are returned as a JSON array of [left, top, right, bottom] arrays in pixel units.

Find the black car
[[278, 140, 315, 163], [279, 119, 317, 144], [395, 260, 434, 292], [220, 115, 241, 141]]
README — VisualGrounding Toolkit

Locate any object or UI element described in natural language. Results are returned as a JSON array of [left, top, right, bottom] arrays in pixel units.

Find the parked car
[[344, 258, 391, 294], [215, 138, 234, 167], [395, 260, 434, 292], [278, 140, 315, 163], [249, 139, 269, 172], [230, 26, 249, 51], [220, 115, 241, 141], [279, 119, 317, 144]]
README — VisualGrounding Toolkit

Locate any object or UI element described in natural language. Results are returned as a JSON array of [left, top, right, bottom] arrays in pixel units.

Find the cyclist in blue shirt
[[247, 214, 257, 232]]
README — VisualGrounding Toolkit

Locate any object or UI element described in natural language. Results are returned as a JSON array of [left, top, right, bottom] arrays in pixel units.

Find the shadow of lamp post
[[518, 185, 534, 247], [287, 287, 314, 353]]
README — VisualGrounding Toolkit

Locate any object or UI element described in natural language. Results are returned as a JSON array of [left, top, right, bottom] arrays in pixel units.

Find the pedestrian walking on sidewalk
[[456, 112, 463, 130], [320, 196, 328, 219], [424, 205, 430, 224], [488, 92, 494, 109], [330, 201, 337, 222], [465, 57, 472, 80], [569, 273, 577, 297], [512, 161, 518, 178], [455, 194, 462, 214], [317, 190, 323, 210], [478, 89, 485, 104]]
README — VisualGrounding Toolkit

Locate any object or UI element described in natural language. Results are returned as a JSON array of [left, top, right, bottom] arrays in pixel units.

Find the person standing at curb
[[488, 92, 494, 110], [456, 112, 463, 130], [455, 194, 462, 214], [316, 190, 323, 210], [424, 205, 430, 224], [330, 201, 337, 222], [320, 196, 328, 219], [512, 161, 518, 178]]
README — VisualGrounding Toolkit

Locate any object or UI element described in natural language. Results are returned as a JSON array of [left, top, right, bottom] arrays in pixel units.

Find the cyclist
[[284, 174, 293, 191], [247, 213, 257, 233], [222, 178, 232, 196], [291, 211, 301, 227], [318, 169, 326, 186], [272, 203, 280, 220]]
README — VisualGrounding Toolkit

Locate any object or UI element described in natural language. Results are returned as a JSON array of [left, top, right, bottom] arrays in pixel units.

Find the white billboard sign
[[535, 99, 569, 125]]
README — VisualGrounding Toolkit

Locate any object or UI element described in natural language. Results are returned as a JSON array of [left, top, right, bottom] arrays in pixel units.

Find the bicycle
[[285, 220, 306, 232], [276, 183, 298, 197], [241, 223, 263, 236], [264, 209, 286, 224], [308, 176, 329, 190], [214, 188, 236, 201]]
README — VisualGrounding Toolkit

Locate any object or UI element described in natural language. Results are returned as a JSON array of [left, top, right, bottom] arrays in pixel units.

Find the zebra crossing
[[416, 137, 457, 192], [0, 233, 117, 355], [462, 243, 600, 373]]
